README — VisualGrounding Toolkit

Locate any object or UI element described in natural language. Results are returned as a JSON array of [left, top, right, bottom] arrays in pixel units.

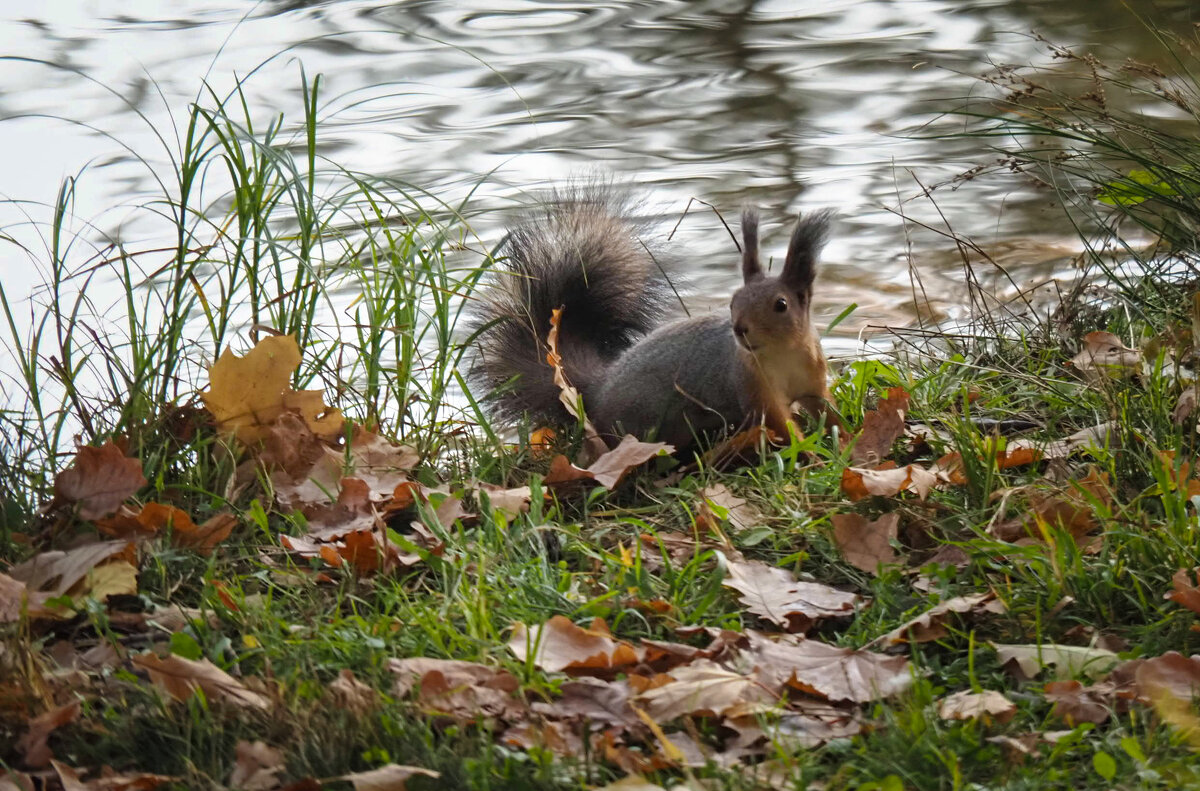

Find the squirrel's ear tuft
[[741, 207, 761, 283], [783, 210, 833, 295]]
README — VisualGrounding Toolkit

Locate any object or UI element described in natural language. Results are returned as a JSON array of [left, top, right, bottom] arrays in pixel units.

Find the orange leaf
[[508, 615, 641, 672]]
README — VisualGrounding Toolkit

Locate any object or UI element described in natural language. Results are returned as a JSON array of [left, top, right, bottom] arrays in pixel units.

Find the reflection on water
[[1, 0, 1197, 354]]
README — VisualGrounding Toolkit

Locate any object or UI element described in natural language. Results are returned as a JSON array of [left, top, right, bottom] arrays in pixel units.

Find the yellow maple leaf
[[202, 335, 342, 443]]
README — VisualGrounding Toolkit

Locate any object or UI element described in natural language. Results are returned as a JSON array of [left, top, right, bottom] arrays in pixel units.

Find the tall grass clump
[[0, 61, 491, 537], [955, 27, 1200, 326]]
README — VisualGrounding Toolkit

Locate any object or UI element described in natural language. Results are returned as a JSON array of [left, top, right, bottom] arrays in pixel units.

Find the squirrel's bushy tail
[[467, 190, 676, 428]]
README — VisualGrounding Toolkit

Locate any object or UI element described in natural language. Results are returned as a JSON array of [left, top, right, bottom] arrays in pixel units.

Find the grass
[[6, 30, 1200, 791]]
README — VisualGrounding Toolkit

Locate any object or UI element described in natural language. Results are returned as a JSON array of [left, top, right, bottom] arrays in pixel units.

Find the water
[[1, 0, 1197, 361]]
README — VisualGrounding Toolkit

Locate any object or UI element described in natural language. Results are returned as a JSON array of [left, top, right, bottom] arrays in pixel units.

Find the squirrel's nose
[[733, 323, 747, 338]]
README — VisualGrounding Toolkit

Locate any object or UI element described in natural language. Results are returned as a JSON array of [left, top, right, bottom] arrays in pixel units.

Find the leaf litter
[[12, 327, 1200, 786]]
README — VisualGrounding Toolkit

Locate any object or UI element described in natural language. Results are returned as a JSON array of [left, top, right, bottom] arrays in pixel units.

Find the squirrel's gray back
[[594, 314, 745, 447]]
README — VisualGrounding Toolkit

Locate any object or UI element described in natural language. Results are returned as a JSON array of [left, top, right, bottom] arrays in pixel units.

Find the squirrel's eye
[[773, 297, 788, 313]]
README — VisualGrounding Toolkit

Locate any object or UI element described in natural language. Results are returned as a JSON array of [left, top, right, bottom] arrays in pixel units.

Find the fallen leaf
[[1173, 385, 1199, 425], [0, 772, 34, 791], [1167, 568, 1200, 616], [1069, 330, 1141, 382], [132, 651, 270, 710], [50, 762, 175, 791], [16, 700, 80, 768], [530, 677, 640, 729], [722, 559, 858, 633], [272, 445, 345, 510], [1134, 652, 1200, 705], [174, 512, 238, 553], [508, 616, 640, 672], [634, 660, 778, 720], [985, 734, 1041, 764], [700, 484, 759, 531], [500, 721, 582, 757], [342, 427, 421, 501], [937, 689, 1016, 723], [545, 435, 673, 490], [728, 705, 863, 752], [0, 572, 52, 622], [419, 492, 473, 531], [545, 307, 603, 451], [993, 643, 1119, 681], [852, 387, 909, 466], [1005, 421, 1116, 460], [388, 657, 519, 700], [476, 483, 534, 519], [82, 560, 138, 601], [830, 512, 899, 574], [745, 631, 912, 703], [257, 411, 329, 480], [1137, 653, 1200, 749], [52, 441, 146, 520], [203, 335, 343, 444], [876, 593, 1005, 646], [326, 669, 379, 716], [592, 777, 667, 791], [1043, 680, 1111, 725], [337, 764, 439, 791], [990, 467, 1112, 546], [229, 740, 285, 791], [7, 541, 135, 596], [114, 503, 237, 553], [841, 464, 936, 501], [543, 454, 596, 488]]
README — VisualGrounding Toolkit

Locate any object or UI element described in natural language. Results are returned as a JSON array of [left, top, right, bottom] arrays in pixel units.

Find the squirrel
[[467, 191, 838, 451]]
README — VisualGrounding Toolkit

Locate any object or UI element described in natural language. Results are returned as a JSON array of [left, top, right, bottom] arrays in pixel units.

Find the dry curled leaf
[[722, 559, 858, 633], [745, 631, 912, 703], [1134, 651, 1200, 705], [50, 761, 175, 791], [841, 464, 936, 501], [852, 387, 909, 466], [530, 677, 641, 729], [937, 689, 1016, 724], [16, 700, 80, 768], [326, 669, 380, 715], [508, 615, 640, 673], [634, 659, 778, 721], [132, 651, 270, 710], [993, 643, 1119, 681], [1167, 568, 1200, 616], [337, 764, 440, 791], [544, 435, 673, 490], [592, 777, 667, 791], [1043, 680, 1111, 726], [0, 772, 35, 791], [342, 427, 421, 501], [229, 740, 285, 791], [1069, 330, 1142, 382], [700, 484, 759, 531], [545, 307, 603, 449], [388, 657, 520, 720], [0, 572, 51, 622], [830, 512, 899, 574], [52, 441, 146, 520], [7, 541, 135, 597], [475, 483, 535, 519], [1007, 421, 1116, 460], [990, 467, 1113, 546], [877, 593, 1005, 646]]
